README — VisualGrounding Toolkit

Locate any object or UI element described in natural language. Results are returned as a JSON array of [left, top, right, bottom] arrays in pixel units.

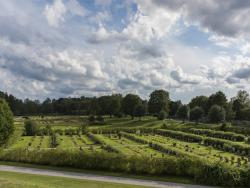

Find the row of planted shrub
[[154, 129, 250, 156], [87, 133, 122, 154], [120, 132, 198, 158], [0, 148, 249, 187], [154, 129, 203, 143], [188, 128, 246, 142], [203, 137, 250, 156], [93, 127, 250, 156]]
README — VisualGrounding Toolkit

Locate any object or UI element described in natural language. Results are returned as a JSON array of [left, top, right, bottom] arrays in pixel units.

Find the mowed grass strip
[[10, 136, 32, 149], [0, 171, 149, 188], [100, 134, 164, 157]]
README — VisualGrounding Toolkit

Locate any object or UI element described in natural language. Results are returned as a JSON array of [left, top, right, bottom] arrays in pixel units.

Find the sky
[[0, 0, 250, 102]]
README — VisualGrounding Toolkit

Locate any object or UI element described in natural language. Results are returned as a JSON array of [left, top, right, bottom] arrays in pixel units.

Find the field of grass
[[0, 171, 148, 188]]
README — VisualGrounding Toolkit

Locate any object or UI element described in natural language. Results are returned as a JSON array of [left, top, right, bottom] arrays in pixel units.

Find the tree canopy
[[177, 105, 189, 122], [208, 105, 226, 123], [0, 98, 14, 145], [122, 94, 142, 118], [148, 90, 170, 115], [190, 106, 204, 124], [1, 89, 250, 123]]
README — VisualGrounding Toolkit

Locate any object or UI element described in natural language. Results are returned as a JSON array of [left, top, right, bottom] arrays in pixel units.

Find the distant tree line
[[1, 89, 250, 123]]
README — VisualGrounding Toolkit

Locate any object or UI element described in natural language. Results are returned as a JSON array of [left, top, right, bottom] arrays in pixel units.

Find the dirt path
[[0, 165, 216, 188]]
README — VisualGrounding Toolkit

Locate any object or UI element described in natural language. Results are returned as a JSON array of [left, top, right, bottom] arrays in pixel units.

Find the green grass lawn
[[0, 171, 150, 188]]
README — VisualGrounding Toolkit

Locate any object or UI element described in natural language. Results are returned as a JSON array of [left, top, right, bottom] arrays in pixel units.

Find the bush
[[24, 120, 39, 136], [114, 112, 123, 118], [88, 115, 95, 124], [0, 99, 14, 145], [96, 115, 104, 122], [158, 110, 167, 120]]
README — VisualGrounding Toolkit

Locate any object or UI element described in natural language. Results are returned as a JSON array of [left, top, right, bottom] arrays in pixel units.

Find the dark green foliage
[[98, 94, 121, 117], [206, 91, 227, 111], [24, 120, 39, 136], [225, 102, 236, 121], [208, 105, 226, 123], [88, 115, 95, 123], [190, 106, 204, 123], [0, 99, 14, 145], [96, 115, 104, 122], [157, 110, 167, 120], [148, 90, 170, 115], [176, 105, 189, 122], [203, 137, 250, 156], [189, 128, 246, 142], [51, 133, 59, 148], [189, 96, 208, 112], [44, 124, 53, 136], [1, 89, 250, 123], [64, 128, 77, 136], [156, 129, 203, 143], [239, 108, 250, 121], [232, 90, 250, 120], [169, 100, 182, 117], [133, 104, 146, 120], [114, 112, 123, 118], [122, 94, 142, 118]]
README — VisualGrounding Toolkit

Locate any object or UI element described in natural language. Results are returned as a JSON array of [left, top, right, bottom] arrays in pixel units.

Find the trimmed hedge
[[120, 132, 198, 158], [155, 129, 203, 143], [154, 129, 250, 156], [0, 148, 249, 187], [189, 128, 246, 142]]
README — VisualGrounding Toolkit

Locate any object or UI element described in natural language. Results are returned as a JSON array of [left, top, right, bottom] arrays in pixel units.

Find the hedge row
[[0, 148, 249, 187], [120, 132, 198, 158], [155, 129, 203, 143], [188, 128, 246, 142], [203, 137, 250, 156], [154, 129, 250, 156]]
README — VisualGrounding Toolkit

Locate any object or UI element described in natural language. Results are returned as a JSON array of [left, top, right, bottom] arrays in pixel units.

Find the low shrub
[[0, 149, 249, 187]]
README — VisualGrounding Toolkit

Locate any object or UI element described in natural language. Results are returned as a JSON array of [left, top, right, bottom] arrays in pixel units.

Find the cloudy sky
[[0, 0, 250, 102]]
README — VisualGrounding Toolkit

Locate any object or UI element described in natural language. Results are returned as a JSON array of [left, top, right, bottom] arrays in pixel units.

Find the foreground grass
[[0, 171, 150, 188], [0, 161, 194, 185]]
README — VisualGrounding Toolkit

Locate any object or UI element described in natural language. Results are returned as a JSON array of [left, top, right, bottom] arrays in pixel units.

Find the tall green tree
[[122, 94, 142, 119], [190, 106, 204, 124], [0, 99, 14, 145], [176, 105, 189, 122], [148, 90, 170, 116], [189, 96, 208, 112], [169, 100, 182, 117], [208, 105, 226, 123], [109, 94, 122, 117], [232, 90, 250, 120], [206, 91, 227, 112], [133, 104, 146, 120], [225, 102, 235, 121]]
